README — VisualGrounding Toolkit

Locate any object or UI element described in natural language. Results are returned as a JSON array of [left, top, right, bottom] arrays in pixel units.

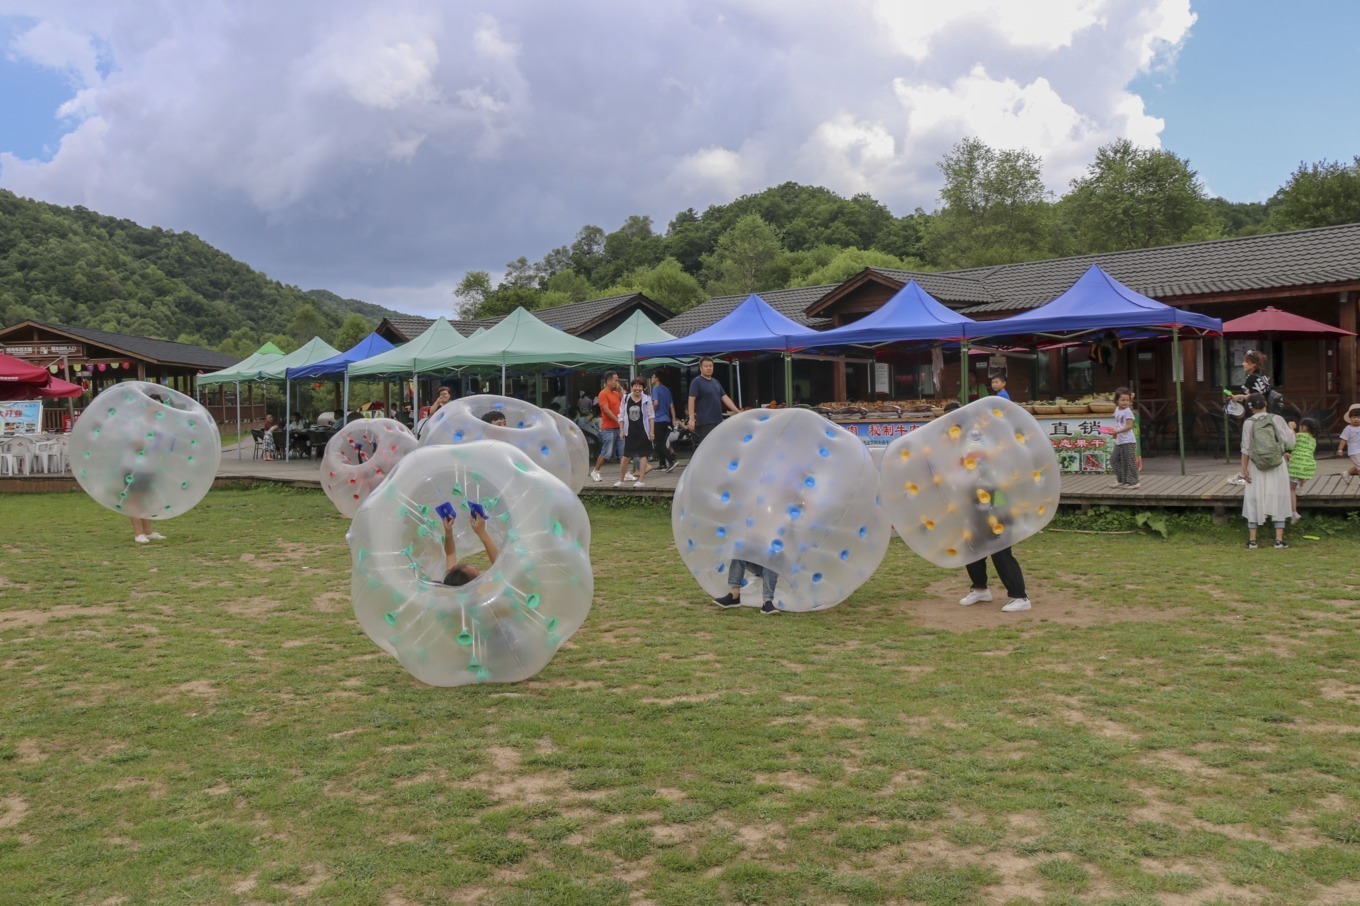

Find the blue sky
[[1, 1, 1356, 315], [1131, 0, 1360, 201]]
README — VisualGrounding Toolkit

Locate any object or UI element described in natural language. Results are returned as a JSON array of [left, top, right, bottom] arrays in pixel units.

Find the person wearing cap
[[1338, 404, 1360, 479]]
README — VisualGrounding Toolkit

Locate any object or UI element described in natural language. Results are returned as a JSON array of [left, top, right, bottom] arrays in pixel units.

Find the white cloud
[[0, 0, 1195, 315]]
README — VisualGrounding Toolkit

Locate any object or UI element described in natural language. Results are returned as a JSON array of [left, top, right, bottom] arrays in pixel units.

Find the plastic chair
[[251, 429, 265, 460]]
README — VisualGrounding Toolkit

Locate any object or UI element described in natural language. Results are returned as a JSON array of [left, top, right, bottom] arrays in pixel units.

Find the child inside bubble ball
[[442, 510, 501, 587], [712, 561, 780, 615], [129, 392, 169, 545]]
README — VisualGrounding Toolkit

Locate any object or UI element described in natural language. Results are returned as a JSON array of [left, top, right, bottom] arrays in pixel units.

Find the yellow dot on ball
[[933, 474, 944, 485], [992, 523, 1006, 535], [976, 489, 991, 504], [1032, 469, 1043, 482], [964, 456, 978, 470], [921, 518, 936, 531], [905, 482, 919, 495], [1015, 432, 1027, 444], [961, 529, 973, 541], [948, 425, 961, 439], [992, 408, 1004, 417], [1038, 505, 1047, 515], [899, 449, 910, 462], [944, 547, 957, 557]]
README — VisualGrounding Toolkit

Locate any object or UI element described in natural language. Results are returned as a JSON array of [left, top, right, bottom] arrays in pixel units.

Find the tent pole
[[411, 370, 419, 422], [502, 364, 507, 396], [235, 381, 242, 461], [1219, 335, 1230, 464], [343, 373, 350, 420], [535, 372, 543, 407], [736, 361, 744, 407], [959, 341, 970, 405], [285, 379, 292, 460], [783, 354, 792, 407], [1172, 328, 1186, 476]]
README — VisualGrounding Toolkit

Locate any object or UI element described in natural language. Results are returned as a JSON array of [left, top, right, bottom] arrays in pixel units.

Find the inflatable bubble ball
[[349, 440, 593, 686], [420, 394, 584, 492], [672, 408, 889, 612], [70, 381, 222, 520], [879, 397, 1060, 570], [544, 409, 590, 491], [321, 418, 419, 518]]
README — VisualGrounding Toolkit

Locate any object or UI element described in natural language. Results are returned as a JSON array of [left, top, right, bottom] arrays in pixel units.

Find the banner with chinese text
[[0, 401, 43, 436]]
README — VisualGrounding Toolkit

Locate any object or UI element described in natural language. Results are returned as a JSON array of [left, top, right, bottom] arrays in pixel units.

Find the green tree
[[602, 257, 704, 313], [333, 314, 373, 351], [597, 215, 665, 287], [286, 303, 330, 345], [923, 137, 1055, 268], [568, 225, 607, 283], [1061, 139, 1218, 252], [454, 271, 494, 318], [544, 269, 594, 303], [1265, 156, 1360, 231], [701, 214, 785, 296], [789, 247, 919, 288]]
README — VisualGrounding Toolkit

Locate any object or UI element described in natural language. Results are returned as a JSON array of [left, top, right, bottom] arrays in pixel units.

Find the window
[[1208, 339, 1283, 389], [1062, 346, 1093, 394]]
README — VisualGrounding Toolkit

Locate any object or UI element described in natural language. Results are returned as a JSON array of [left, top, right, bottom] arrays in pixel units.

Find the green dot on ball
[[154, 411, 164, 420], [180, 481, 189, 490], [456, 630, 473, 646], [384, 611, 398, 626], [526, 594, 540, 609], [107, 408, 116, 417]]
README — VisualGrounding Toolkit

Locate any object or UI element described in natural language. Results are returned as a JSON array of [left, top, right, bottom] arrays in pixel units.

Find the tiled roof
[[661, 285, 837, 337], [384, 316, 482, 341], [384, 293, 669, 341], [13, 321, 236, 368], [871, 222, 1360, 315]]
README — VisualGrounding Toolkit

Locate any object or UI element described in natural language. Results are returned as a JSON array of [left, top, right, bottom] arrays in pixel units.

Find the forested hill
[[0, 189, 406, 354]]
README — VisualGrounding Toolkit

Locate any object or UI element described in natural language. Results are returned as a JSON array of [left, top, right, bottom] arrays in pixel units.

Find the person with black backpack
[[1240, 392, 1296, 550]]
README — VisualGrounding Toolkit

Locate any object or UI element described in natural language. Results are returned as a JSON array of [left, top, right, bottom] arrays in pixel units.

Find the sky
[[1, 0, 1357, 318]]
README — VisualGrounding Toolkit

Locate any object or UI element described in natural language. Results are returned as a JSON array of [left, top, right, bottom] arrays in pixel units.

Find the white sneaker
[[624, 472, 637, 482], [590, 470, 602, 482], [134, 535, 150, 544], [1290, 511, 1301, 525], [959, 588, 992, 606], [1226, 474, 1246, 486], [613, 480, 624, 487], [1001, 598, 1032, 612], [633, 481, 646, 488], [148, 532, 167, 540]]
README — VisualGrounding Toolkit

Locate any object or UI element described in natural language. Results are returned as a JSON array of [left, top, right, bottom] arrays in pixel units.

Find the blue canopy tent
[[634, 294, 819, 404], [286, 331, 396, 418], [966, 264, 1223, 474], [810, 280, 976, 347]]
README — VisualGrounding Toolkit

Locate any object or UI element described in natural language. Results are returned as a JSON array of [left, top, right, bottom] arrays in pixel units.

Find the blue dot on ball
[[787, 505, 801, 519], [716, 526, 727, 538], [742, 433, 753, 443], [540, 444, 550, 455], [758, 414, 771, 422], [839, 549, 850, 561], [818, 447, 830, 458], [771, 539, 783, 552], [454, 430, 464, 441], [720, 491, 730, 503], [859, 525, 868, 538], [812, 572, 823, 583], [824, 428, 835, 438], [804, 476, 816, 489], [728, 460, 738, 471]]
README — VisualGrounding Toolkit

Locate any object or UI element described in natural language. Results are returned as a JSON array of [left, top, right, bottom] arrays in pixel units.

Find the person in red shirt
[[590, 372, 623, 482]]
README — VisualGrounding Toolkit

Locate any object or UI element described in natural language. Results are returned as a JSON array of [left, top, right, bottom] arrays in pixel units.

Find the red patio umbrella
[[16, 375, 84, 399], [1221, 306, 1355, 338], [0, 351, 53, 384]]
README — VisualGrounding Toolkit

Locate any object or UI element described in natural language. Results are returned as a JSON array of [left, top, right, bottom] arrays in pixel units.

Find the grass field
[[2, 487, 1359, 905]]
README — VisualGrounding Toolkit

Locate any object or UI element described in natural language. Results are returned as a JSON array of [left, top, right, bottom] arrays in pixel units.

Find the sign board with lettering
[[2, 343, 85, 359], [1035, 414, 1118, 473], [0, 400, 43, 436]]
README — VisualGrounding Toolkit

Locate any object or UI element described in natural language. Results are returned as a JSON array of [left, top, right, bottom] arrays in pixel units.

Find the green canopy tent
[[593, 311, 683, 377], [197, 341, 287, 460], [417, 308, 632, 404], [346, 317, 469, 416], [253, 338, 341, 458]]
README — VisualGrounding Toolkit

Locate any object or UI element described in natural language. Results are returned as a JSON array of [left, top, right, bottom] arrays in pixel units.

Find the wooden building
[[662, 224, 1360, 427], [0, 320, 240, 428]]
